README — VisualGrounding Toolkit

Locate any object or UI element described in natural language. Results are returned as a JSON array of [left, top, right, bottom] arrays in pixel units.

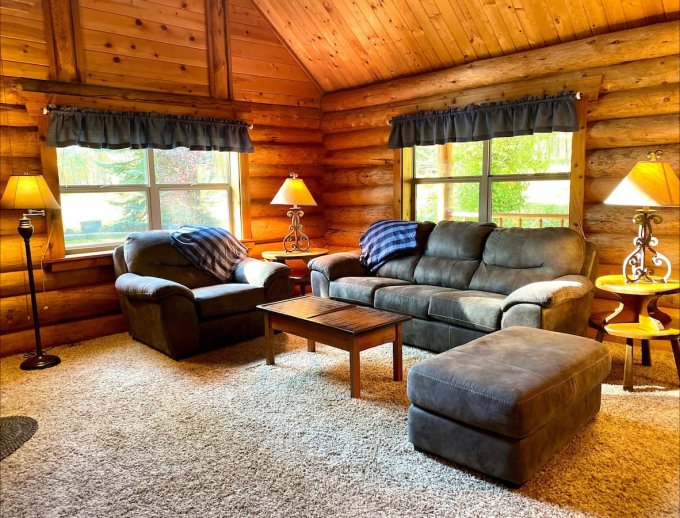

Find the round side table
[[594, 274, 680, 390], [261, 248, 328, 296]]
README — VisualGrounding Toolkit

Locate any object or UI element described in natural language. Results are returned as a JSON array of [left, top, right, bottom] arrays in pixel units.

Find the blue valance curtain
[[387, 92, 579, 149], [46, 106, 254, 153]]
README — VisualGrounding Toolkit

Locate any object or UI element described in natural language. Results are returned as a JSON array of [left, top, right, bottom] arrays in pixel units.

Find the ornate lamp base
[[623, 208, 672, 283], [282, 206, 311, 252]]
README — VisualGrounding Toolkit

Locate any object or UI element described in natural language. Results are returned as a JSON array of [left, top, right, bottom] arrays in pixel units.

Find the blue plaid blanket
[[360, 219, 418, 273], [170, 226, 247, 282]]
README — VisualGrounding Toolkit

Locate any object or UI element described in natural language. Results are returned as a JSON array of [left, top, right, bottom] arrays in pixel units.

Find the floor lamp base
[[20, 353, 61, 371]]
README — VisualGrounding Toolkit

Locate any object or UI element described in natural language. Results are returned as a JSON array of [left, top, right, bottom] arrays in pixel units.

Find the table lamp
[[271, 172, 317, 252], [1, 174, 62, 370], [604, 150, 680, 283]]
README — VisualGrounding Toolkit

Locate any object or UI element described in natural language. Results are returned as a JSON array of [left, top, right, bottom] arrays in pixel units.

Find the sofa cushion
[[124, 231, 218, 289], [414, 221, 496, 289], [374, 285, 453, 319], [469, 227, 585, 295], [428, 290, 505, 333], [376, 221, 436, 282], [407, 327, 611, 438], [192, 283, 264, 320], [329, 277, 411, 306]]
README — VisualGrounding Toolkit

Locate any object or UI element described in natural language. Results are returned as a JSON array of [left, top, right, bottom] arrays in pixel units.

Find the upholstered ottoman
[[407, 327, 610, 485]]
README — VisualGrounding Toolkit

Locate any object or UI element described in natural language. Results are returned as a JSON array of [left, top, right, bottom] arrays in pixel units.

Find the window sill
[[43, 250, 114, 273]]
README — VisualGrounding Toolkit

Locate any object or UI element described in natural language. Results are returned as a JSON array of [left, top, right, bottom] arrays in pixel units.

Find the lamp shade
[[0, 174, 61, 210], [604, 160, 680, 207], [271, 175, 317, 207]]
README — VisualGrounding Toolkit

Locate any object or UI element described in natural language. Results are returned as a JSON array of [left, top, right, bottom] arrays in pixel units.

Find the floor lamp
[[1, 174, 62, 370]]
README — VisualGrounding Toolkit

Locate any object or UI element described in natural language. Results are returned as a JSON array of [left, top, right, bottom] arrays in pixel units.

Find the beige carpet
[[1, 332, 678, 518]]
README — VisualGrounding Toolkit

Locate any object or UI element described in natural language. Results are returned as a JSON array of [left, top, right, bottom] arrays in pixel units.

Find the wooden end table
[[594, 274, 680, 390], [261, 248, 328, 295], [257, 295, 410, 399]]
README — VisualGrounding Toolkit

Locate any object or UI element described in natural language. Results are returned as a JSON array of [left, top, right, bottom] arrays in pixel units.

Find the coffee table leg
[[641, 339, 652, 367], [307, 339, 316, 353], [349, 346, 361, 398], [393, 323, 403, 382], [623, 338, 634, 391], [264, 313, 275, 365]]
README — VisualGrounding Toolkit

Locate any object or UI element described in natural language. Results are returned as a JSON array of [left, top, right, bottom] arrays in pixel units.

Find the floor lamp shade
[[271, 172, 317, 252], [604, 151, 679, 283], [0, 174, 61, 370]]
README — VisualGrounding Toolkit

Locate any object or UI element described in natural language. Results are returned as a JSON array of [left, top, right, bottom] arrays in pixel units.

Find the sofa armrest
[[308, 251, 365, 281], [502, 275, 593, 311], [233, 257, 290, 288], [115, 273, 195, 301]]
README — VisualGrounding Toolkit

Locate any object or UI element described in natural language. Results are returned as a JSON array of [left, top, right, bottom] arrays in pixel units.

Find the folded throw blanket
[[170, 226, 247, 282], [360, 219, 419, 273]]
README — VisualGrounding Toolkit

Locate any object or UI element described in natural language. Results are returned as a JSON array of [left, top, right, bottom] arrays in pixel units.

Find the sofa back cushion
[[469, 227, 585, 295], [414, 221, 496, 289], [376, 221, 436, 282], [124, 231, 218, 289]]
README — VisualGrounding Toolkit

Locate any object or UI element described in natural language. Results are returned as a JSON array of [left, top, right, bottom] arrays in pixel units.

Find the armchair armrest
[[115, 273, 195, 301], [502, 275, 593, 311], [308, 251, 365, 281], [232, 257, 290, 288]]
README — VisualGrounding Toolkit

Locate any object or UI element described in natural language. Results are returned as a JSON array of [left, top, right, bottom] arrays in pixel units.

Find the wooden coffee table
[[257, 295, 410, 398]]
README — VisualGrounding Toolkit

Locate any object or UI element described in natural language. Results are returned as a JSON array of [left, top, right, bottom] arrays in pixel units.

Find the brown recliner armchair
[[113, 231, 291, 359]]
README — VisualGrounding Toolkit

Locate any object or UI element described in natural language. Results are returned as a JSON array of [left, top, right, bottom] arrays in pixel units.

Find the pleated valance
[[46, 106, 254, 153], [388, 92, 579, 149]]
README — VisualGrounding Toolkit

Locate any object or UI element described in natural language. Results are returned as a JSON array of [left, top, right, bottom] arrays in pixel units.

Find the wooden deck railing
[[443, 212, 569, 228]]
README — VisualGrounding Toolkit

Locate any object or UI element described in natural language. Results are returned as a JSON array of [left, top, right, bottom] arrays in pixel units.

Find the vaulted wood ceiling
[[253, 0, 680, 92]]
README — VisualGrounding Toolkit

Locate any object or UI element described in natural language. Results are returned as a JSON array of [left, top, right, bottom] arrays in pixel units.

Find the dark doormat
[[0, 416, 38, 461]]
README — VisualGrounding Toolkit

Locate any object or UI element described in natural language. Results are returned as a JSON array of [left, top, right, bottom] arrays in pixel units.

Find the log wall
[[320, 22, 680, 314]]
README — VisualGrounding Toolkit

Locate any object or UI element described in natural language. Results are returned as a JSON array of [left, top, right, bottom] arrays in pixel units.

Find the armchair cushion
[[115, 273, 194, 301], [192, 283, 265, 320], [502, 275, 593, 311]]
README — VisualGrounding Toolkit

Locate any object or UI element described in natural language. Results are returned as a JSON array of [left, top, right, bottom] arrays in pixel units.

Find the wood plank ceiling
[[253, 0, 680, 92]]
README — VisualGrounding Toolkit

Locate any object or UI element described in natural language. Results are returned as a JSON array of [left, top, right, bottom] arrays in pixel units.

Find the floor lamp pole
[[18, 216, 60, 371]]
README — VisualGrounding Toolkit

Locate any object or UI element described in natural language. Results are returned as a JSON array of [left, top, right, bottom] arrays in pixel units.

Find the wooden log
[[0, 266, 115, 298], [323, 147, 393, 168], [249, 144, 324, 166], [586, 114, 680, 150], [324, 228, 363, 248], [324, 127, 389, 151], [586, 145, 680, 179], [322, 186, 393, 207], [588, 233, 680, 266], [0, 157, 43, 179], [0, 104, 37, 127], [599, 56, 680, 94], [1, 211, 47, 235], [322, 166, 393, 188], [0, 235, 48, 273], [250, 126, 323, 145], [250, 201, 322, 218], [325, 205, 393, 226], [321, 73, 603, 133], [587, 84, 679, 122], [584, 177, 619, 204], [321, 21, 680, 111], [250, 214, 326, 242], [247, 164, 322, 178], [249, 176, 322, 201], [42, 0, 79, 81], [583, 204, 680, 236], [0, 313, 126, 357], [0, 282, 120, 334], [0, 126, 40, 157]]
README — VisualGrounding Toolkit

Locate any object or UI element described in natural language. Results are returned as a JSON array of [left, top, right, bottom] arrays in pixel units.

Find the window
[[56, 147, 241, 253], [408, 132, 573, 228]]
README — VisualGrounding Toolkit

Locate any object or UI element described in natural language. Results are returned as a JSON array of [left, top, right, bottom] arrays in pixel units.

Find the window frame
[[396, 101, 586, 233], [57, 147, 241, 254]]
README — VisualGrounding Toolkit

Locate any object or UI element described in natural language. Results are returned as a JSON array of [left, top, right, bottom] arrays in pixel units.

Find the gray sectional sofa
[[309, 221, 598, 353]]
